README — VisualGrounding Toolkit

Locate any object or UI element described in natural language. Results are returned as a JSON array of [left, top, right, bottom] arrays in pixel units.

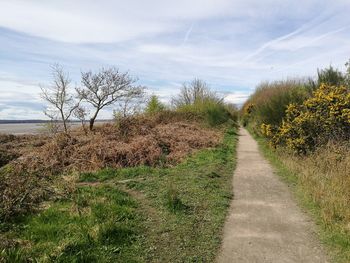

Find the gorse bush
[[264, 84, 350, 153]]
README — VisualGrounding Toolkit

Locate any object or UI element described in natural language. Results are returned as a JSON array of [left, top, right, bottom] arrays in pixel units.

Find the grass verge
[[249, 129, 350, 263], [1, 126, 237, 263]]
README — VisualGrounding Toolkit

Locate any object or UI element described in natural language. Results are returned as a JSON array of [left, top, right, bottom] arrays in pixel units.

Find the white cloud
[[0, 0, 232, 43], [224, 92, 251, 105], [1, 0, 350, 119]]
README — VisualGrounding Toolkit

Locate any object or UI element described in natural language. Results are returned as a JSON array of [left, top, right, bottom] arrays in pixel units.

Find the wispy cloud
[[0, 0, 350, 119]]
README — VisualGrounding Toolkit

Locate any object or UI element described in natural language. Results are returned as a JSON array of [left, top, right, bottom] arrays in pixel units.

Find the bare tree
[[41, 64, 80, 133], [172, 78, 221, 107], [77, 67, 144, 130]]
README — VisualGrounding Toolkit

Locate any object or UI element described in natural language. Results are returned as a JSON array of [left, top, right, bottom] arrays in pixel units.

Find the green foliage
[[172, 79, 238, 127], [241, 79, 309, 129], [178, 99, 234, 126], [317, 65, 345, 86], [145, 95, 165, 114], [1, 186, 143, 262]]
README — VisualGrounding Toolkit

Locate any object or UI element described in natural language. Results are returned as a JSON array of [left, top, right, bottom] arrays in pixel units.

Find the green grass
[[249, 128, 350, 263], [1, 126, 237, 262]]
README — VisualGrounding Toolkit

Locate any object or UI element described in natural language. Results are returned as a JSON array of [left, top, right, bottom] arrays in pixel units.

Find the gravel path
[[217, 127, 329, 263]]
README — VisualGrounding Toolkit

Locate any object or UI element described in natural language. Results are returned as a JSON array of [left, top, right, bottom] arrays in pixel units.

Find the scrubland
[[0, 78, 238, 262]]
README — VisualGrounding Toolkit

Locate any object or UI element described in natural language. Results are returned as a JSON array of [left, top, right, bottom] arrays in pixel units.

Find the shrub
[[317, 65, 345, 87], [270, 84, 350, 153], [178, 99, 233, 127], [145, 95, 165, 114], [172, 79, 237, 126]]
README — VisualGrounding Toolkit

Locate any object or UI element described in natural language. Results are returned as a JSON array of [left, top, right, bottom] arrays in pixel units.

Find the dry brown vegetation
[[0, 112, 221, 220], [280, 142, 350, 232], [0, 134, 47, 166]]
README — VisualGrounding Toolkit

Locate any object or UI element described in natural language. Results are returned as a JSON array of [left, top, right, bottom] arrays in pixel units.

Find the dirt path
[[217, 128, 329, 263]]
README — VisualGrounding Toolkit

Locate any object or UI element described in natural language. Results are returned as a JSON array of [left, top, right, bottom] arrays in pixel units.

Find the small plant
[[0, 246, 28, 262], [165, 186, 187, 213]]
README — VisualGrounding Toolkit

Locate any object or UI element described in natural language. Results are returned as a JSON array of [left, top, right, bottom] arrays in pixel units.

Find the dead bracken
[[0, 113, 221, 219], [16, 115, 220, 174]]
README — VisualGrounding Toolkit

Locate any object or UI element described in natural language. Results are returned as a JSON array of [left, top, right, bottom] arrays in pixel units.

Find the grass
[[1, 125, 237, 262], [249, 128, 350, 263]]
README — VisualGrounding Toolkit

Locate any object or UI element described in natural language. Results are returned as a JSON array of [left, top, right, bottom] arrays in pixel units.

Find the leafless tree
[[41, 64, 80, 133], [77, 67, 144, 130], [172, 78, 221, 107]]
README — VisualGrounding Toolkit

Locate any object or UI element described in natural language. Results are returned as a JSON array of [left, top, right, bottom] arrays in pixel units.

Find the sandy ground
[[0, 123, 50, 135], [217, 128, 329, 263]]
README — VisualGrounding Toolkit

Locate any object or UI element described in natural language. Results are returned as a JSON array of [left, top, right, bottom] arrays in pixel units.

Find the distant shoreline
[[0, 120, 112, 124]]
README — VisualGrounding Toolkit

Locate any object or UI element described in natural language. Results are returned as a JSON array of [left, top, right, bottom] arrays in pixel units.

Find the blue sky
[[1, 0, 350, 119]]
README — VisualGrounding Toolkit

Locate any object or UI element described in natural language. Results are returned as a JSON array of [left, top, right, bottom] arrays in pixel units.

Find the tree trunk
[[89, 118, 95, 131], [89, 109, 100, 131], [60, 110, 67, 133]]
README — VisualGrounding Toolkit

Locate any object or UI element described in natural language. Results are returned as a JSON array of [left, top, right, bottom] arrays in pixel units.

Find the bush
[[317, 65, 345, 87], [177, 99, 234, 127], [267, 84, 350, 153], [145, 95, 165, 114], [173, 79, 237, 126]]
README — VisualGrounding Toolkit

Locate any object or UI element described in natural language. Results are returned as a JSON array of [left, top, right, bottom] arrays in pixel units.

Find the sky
[[0, 0, 350, 119]]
